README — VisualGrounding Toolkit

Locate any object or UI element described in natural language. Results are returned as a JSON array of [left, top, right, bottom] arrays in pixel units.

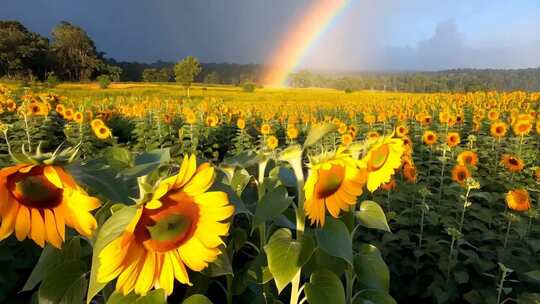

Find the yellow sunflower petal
[[159, 253, 175, 295], [134, 251, 157, 295], [44, 166, 63, 189], [183, 166, 215, 196], [15, 205, 31, 241], [30, 208, 45, 247], [44, 209, 62, 249], [0, 199, 18, 240], [169, 250, 191, 285]]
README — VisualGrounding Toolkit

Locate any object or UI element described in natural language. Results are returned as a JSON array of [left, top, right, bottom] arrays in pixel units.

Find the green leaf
[[108, 289, 166, 304], [103, 146, 132, 170], [354, 244, 390, 292], [38, 260, 87, 304], [518, 293, 540, 304], [353, 290, 397, 304], [202, 247, 233, 277], [122, 148, 170, 178], [66, 161, 133, 204], [211, 182, 250, 215], [183, 294, 213, 304], [315, 217, 353, 265], [222, 150, 261, 168], [22, 237, 83, 292], [21, 245, 62, 292], [355, 201, 391, 232], [87, 205, 139, 304], [253, 186, 293, 226], [303, 122, 338, 148], [523, 270, 540, 283], [264, 228, 316, 293], [304, 269, 345, 304]]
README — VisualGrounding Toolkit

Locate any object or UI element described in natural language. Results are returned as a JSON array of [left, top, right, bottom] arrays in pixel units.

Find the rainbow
[[262, 0, 352, 87]]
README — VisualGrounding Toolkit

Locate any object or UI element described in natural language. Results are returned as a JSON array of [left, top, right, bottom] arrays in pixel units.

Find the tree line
[[1, 19, 539, 92]]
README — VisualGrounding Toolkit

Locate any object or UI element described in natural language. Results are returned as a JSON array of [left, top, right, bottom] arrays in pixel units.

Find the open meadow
[[0, 82, 539, 303]]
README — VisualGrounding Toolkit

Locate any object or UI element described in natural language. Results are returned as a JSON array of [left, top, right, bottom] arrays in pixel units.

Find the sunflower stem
[[503, 217, 512, 249], [345, 266, 354, 304], [458, 186, 471, 234], [438, 148, 447, 204]]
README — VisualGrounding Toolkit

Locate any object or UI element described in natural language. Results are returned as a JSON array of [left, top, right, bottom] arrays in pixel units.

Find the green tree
[[0, 20, 49, 80], [203, 71, 221, 84], [174, 56, 201, 97], [51, 21, 101, 81]]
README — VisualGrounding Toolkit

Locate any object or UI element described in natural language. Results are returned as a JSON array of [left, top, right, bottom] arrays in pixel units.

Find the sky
[[2, 0, 539, 71]]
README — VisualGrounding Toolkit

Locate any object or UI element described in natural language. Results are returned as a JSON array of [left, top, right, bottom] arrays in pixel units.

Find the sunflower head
[[513, 119, 532, 136], [501, 154, 524, 173], [304, 149, 367, 227], [451, 165, 471, 185], [457, 151, 478, 167], [446, 132, 461, 148], [423, 130, 438, 146], [490, 122, 507, 138], [359, 136, 405, 192], [98, 155, 234, 296], [0, 164, 100, 248], [506, 189, 530, 212]]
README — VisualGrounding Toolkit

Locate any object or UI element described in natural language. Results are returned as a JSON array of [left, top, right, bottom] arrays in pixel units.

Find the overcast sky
[[2, 0, 539, 71]]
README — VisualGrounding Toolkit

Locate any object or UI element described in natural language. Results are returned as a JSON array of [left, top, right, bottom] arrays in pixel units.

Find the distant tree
[[97, 74, 111, 89], [204, 71, 221, 84], [174, 56, 201, 97], [242, 82, 256, 92], [51, 21, 101, 81], [0, 20, 49, 80]]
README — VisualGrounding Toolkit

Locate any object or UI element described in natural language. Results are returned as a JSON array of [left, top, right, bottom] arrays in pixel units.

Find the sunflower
[[94, 125, 112, 140], [534, 167, 540, 182], [490, 122, 507, 138], [451, 165, 471, 185], [366, 131, 380, 141], [487, 110, 499, 121], [500, 154, 524, 173], [395, 125, 408, 137], [266, 135, 278, 150], [422, 130, 438, 145], [338, 123, 348, 134], [359, 136, 405, 192], [63, 108, 74, 121], [380, 179, 396, 191], [206, 115, 219, 127], [536, 121, 540, 135], [402, 158, 417, 183], [287, 127, 299, 140], [55, 104, 65, 115], [186, 112, 197, 125], [91, 118, 105, 130], [304, 149, 367, 227], [341, 133, 353, 146], [0, 164, 100, 248], [236, 118, 245, 130], [513, 119, 532, 136], [97, 155, 234, 296], [505, 189, 530, 212], [260, 123, 271, 135], [74, 112, 84, 124], [457, 151, 478, 167], [446, 132, 460, 147]]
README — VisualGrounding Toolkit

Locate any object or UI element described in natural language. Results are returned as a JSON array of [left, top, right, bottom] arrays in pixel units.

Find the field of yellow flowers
[[0, 82, 539, 304]]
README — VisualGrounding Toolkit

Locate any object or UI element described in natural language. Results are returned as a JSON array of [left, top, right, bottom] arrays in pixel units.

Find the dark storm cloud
[[0, 0, 310, 63], [1, 0, 539, 69]]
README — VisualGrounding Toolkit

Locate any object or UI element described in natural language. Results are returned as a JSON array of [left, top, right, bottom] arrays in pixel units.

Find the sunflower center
[[315, 164, 345, 199], [368, 144, 390, 171], [457, 171, 466, 181], [8, 168, 63, 209], [138, 191, 200, 252]]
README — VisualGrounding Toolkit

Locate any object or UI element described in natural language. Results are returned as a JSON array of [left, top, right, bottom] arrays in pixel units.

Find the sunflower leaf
[[253, 186, 293, 227], [315, 217, 353, 265], [354, 244, 390, 292], [264, 228, 316, 293], [182, 294, 213, 304], [353, 290, 397, 304], [38, 260, 87, 304], [303, 122, 338, 148], [304, 269, 346, 304], [355, 200, 391, 232], [86, 205, 138, 304]]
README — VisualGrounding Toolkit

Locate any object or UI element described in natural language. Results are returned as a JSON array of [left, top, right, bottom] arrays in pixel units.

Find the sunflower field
[[0, 83, 539, 304]]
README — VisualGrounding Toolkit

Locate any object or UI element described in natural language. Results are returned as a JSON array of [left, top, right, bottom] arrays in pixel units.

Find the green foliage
[[242, 82, 256, 93], [174, 56, 202, 95], [97, 75, 111, 89]]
